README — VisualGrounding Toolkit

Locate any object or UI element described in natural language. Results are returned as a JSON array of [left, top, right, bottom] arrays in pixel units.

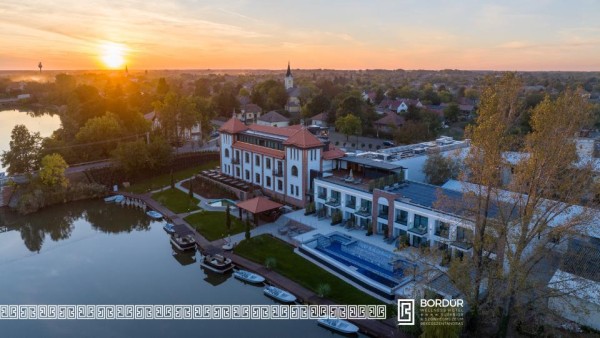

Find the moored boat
[[104, 195, 121, 203], [114, 195, 125, 203], [222, 236, 234, 251], [317, 318, 359, 334], [163, 223, 175, 234], [170, 234, 196, 251], [146, 210, 163, 219], [233, 269, 265, 284], [263, 285, 296, 303], [201, 254, 233, 274]]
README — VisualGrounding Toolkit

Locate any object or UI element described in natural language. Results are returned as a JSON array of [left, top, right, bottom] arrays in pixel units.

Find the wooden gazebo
[[236, 197, 283, 225]]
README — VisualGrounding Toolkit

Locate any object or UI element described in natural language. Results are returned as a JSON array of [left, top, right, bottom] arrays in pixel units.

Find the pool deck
[[113, 190, 406, 338]]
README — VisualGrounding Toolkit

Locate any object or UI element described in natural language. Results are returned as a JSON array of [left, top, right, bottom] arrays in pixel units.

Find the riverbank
[[115, 186, 405, 338]]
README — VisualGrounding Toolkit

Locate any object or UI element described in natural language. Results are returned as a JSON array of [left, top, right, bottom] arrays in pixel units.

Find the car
[[383, 141, 395, 147]]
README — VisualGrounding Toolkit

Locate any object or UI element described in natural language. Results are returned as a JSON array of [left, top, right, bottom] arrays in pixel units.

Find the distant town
[[1, 66, 599, 338]]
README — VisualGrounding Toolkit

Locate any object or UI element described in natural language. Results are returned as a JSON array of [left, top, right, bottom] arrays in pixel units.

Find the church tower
[[284, 61, 294, 90]]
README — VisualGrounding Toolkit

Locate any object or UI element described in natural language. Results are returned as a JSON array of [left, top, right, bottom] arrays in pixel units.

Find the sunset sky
[[1, 0, 599, 71]]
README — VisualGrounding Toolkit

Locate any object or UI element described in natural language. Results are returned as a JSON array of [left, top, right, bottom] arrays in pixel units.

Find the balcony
[[232, 158, 240, 165], [377, 212, 388, 220], [355, 207, 371, 218], [325, 197, 340, 208], [395, 217, 407, 226], [345, 201, 356, 209], [317, 192, 327, 200], [451, 241, 473, 250], [408, 225, 428, 236], [434, 228, 450, 239], [274, 170, 283, 177]]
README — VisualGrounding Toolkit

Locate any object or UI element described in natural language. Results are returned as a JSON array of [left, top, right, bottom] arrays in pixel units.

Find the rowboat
[[163, 223, 175, 234], [146, 210, 163, 219], [104, 195, 121, 203], [263, 285, 296, 303], [233, 269, 265, 284], [317, 318, 359, 334]]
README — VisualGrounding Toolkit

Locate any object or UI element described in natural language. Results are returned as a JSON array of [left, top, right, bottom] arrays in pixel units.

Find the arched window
[[224, 148, 229, 158], [291, 165, 298, 177]]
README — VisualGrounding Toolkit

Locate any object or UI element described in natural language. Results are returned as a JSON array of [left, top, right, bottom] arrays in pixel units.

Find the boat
[[317, 318, 359, 334], [201, 254, 233, 274], [146, 210, 163, 219], [170, 234, 196, 251], [263, 285, 296, 303], [233, 269, 265, 284], [222, 236, 234, 251], [163, 223, 175, 234], [113, 195, 125, 203], [104, 195, 122, 203]]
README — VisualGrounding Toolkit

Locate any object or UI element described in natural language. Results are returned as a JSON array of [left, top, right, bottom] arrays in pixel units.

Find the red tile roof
[[232, 142, 285, 159], [375, 112, 405, 127], [283, 128, 323, 149], [247, 124, 298, 137], [219, 117, 248, 134], [311, 113, 326, 121], [323, 146, 346, 160], [236, 197, 283, 214]]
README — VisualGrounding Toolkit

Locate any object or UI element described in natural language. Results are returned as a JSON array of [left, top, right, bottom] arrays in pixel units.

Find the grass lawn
[[125, 161, 218, 193], [151, 188, 200, 214], [235, 234, 385, 306], [184, 211, 245, 241]]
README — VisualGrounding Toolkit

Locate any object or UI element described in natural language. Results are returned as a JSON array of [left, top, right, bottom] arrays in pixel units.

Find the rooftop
[[258, 110, 289, 123]]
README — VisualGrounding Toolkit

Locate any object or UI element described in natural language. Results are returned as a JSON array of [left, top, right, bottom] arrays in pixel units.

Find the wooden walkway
[[115, 191, 406, 338]]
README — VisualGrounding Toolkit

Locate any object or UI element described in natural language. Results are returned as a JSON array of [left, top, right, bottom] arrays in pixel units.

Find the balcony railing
[[232, 158, 240, 165], [317, 193, 327, 200], [395, 217, 407, 225], [408, 225, 428, 236], [378, 212, 388, 220], [356, 207, 371, 218], [274, 169, 283, 177], [451, 241, 473, 250], [325, 198, 340, 207]]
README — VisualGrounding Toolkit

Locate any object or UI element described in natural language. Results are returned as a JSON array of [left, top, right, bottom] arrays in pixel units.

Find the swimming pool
[[207, 199, 237, 208], [302, 232, 415, 294]]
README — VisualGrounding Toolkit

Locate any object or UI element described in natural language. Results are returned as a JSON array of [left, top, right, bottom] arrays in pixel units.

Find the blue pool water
[[314, 233, 409, 288], [208, 199, 237, 207]]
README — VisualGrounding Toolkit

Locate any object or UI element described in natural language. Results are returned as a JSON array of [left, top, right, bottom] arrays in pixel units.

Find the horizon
[[1, 1, 599, 71]]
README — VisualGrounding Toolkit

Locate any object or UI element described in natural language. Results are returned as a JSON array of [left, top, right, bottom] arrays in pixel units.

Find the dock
[[114, 191, 406, 338]]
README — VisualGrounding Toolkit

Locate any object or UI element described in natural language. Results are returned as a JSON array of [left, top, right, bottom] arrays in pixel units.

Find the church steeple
[[285, 61, 294, 90]]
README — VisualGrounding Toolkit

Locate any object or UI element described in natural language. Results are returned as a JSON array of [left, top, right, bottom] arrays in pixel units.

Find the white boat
[[170, 234, 196, 251], [104, 195, 119, 203], [112, 195, 125, 203], [263, 285, 296, 303], [146, 210, 163, 219], [317, 318, 359, 334], [201, 254, 233, 274], [222, 236, 234, 251], [233, 269, 265, 284]]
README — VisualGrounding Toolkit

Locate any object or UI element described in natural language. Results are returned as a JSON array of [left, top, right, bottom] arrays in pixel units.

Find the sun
[[101, 42, 126, 69]]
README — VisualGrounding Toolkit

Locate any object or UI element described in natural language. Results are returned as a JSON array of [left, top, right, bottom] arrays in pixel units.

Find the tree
[[75, 113, 123, 160], [112, 138, 172, 175], [156, 77, 170, 98], [444, 103, 460, 123], [251, 80, 288, 111], [153, 91, 197, 144], [302, 94, 331, 119], [39, 153, 68, 188], [444, 74, 595, 336], [423, 153, 459, 185], [244, 217, 251, 240], [1, 125, 41, 175], [225, 204, 231, 231], [335, 114, 362, 141]]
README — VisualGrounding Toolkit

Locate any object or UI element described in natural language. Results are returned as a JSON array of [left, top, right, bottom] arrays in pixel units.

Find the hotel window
[[395, 209, 408, 225], [290, 184, 294, 194], [291, 165, 298, 177], [255, 155, 260, 164], [245, 153, 250, 163], [413, 214, 428, 229], [266, 176, 271, 187], [277, 180, 283, 191], [245, 170, 250, 180], [266, 158, 271, 169], [255, 173, 260, 184], [236, 167, 240, 177], [224, 149, 229, 158]]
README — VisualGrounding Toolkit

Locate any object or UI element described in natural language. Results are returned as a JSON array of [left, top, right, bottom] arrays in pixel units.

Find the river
[[0, 200, 359, 337], [0, 109, 61, 173]]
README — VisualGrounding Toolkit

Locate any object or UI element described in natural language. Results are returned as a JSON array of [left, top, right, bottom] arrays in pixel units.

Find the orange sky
[[1, 1, 599, 71]]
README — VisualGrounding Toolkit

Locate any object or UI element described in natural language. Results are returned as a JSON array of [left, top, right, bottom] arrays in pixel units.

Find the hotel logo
[[397, 299, 415, 325]]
